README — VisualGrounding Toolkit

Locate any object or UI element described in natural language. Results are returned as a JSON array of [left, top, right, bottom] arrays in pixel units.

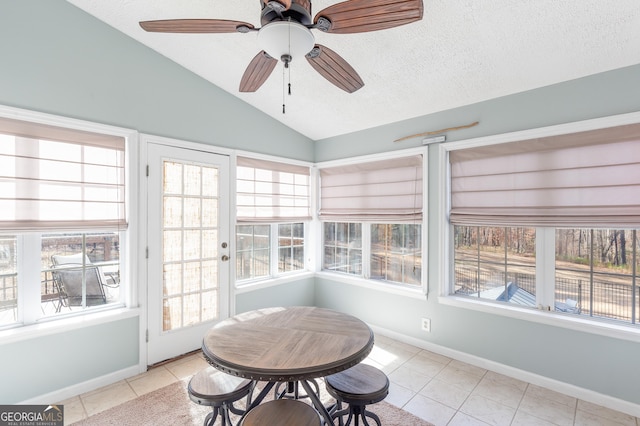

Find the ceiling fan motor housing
[[261, 0, 313, 26]]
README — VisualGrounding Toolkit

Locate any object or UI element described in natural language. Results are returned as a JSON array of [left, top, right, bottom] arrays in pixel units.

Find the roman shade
[[449, 123, 640, 227], [0, 117, 126, 231], [236, 156, 311, 222], [319, 155, 423, 222]]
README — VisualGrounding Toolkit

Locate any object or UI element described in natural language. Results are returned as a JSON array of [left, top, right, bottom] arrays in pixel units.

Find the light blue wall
[[235, 278, 316, 314], [0, 1, 314, 160], [314, 64, 640, 161], [0, 317, 138, 403], [314, 64, 640, 406]]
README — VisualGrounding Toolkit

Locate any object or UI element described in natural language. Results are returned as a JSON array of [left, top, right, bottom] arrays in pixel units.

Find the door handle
[[221, 255, 229, 262]]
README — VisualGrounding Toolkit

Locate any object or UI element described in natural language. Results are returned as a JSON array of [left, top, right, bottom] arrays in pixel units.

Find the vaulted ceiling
[[67, 0, 640, 140]]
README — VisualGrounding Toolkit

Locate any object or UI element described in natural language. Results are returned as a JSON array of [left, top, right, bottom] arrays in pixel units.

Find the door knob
[[221, 255, 229, 262]]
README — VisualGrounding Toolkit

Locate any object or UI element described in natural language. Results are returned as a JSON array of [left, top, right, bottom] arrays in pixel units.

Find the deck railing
[[454, 263, 639, 324]]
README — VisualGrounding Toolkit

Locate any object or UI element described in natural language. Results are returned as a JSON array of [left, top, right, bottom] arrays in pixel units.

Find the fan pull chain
[[281, 18, 292, 114]]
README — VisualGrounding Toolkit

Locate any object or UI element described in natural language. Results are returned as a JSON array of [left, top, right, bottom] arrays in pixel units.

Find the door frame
[[138, 134, 236, 367]]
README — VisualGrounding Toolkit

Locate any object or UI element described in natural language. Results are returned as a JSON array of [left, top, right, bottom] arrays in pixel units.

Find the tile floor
[[60, 334, 639, 425]]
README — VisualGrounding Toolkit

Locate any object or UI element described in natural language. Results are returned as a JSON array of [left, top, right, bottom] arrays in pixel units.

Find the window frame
[[233, 152, 314, 288], [439, 111, 640, 342], [0, 105, 138, 333], [316, 147, 428, 297], [234, 221, 311, 287]]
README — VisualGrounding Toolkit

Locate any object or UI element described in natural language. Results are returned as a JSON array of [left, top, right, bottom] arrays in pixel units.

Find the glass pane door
[[147, 142, 229, 365]]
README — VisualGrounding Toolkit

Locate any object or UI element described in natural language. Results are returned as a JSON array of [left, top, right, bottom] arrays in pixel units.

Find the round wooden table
[[202, 306, 374, 424]]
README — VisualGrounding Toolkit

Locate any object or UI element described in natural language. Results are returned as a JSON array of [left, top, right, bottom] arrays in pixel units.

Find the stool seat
[[188, 367, 253, 426], [240, 399, 321, 426], [325, 364, 389, 426]]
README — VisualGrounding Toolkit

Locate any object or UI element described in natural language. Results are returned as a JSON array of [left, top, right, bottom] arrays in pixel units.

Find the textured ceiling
[[66, 0, 640, 140]]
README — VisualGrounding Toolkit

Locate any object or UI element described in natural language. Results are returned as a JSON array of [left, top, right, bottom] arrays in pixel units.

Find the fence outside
[[454, 263, 639, 324]]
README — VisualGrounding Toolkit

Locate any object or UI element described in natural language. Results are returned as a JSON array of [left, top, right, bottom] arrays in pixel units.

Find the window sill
[[315, 271, 426, 300], [235, 271, 315, 294], [0, 306, 141, 345], [439, 295, 640, 343]]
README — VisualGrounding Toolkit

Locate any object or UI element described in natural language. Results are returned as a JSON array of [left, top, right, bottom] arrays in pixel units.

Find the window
[[555, 228, 639, 323], [319, 154, 424, 288], [278, 223, 304, 273], [448, 122, 640, 327], [235, 156, 310, 283], [454, 226, 537, 305], [323, 222, 362, 275], [236, 224, 270, 280], [0, 115, 128, 329], [236, 223, 305, 281], [454, 226, 640, 325], [0, 236, 17, 326], [371, 224, 422, 286]]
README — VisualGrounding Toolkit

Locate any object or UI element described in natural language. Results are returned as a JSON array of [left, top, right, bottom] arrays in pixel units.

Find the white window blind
[[236, 157, 310, 222], [0, 117, 126, 231], [319, 155, 423, 222], [449, 123, 640, 227]]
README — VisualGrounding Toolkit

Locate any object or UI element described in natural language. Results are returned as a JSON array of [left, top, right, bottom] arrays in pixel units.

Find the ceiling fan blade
[[314, 0, 423, 34], [239, 51, 278, 92], [262, 0, 292, 11], [305, 45, 364, 93], [139, 19, 255, 33]]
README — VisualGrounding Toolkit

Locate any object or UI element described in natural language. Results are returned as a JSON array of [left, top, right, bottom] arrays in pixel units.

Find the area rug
[[71, 380, 434, 425]]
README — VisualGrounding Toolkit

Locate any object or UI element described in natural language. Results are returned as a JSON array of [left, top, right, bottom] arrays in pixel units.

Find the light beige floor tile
[[385, 382, 416, 408], [576, 400, 637, 426], [434, 365, 484, 392], [403, 353, 448, 378], [404, 394, 457, 426], [365, 346, 405, 375], [525, 384, 577, 407], [127, 366, 179, 396], [164, 354, 210, 380], [80, 381, 137, 417], [366, 345, 403, 367], [460, 394, 517, 426], [483, 371, 528, 390], [419, 378, 471, 409], [449, 360, 487, 378], [512, 410, 560, 426], [59, 396, 86, 425], [449, 411, 492, 426], [388, 364, 431, 392], [518, 392, 576, 426], [388, 340, 422, 355], [383, 345, 422, 365], [417, 349, 452, 365], [472, 375, 526, 408], [372, 333, 395, 348]]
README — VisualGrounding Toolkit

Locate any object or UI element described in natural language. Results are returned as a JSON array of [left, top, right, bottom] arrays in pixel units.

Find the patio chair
[[51, 253, 107, 310]]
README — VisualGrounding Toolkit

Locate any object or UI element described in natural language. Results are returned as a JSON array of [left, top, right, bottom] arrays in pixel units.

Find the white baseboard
[[19, 365, 144, 405], [369, 324, 640, 419]]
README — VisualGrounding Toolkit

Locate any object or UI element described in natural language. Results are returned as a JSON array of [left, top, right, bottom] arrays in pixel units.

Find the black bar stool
[[325, 363, 389, 426], [188, 366, 254, 426], [240, 399, 321, 426]]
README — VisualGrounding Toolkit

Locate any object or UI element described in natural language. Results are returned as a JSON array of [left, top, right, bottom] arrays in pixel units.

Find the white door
[[146, 142, 230, 365]]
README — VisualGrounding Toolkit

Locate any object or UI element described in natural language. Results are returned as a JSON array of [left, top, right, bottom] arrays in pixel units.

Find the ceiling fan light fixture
[[258, 20, 315, 62]]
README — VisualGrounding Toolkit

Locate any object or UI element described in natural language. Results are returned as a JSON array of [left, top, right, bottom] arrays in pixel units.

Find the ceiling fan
[[139, 0, 423, 94]]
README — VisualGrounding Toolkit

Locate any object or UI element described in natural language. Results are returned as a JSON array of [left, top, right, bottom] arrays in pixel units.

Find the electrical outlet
[[421, 317, 431, 332]]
